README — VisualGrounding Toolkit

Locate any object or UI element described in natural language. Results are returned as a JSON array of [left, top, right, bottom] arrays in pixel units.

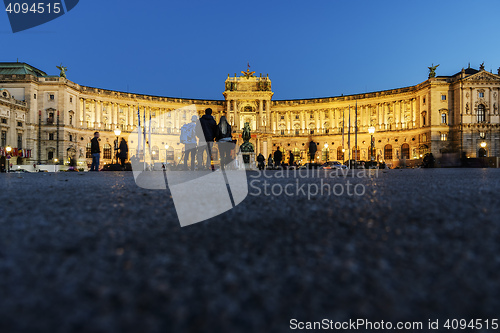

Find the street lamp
[[368, 126, 376, 165], [5, 146, 11, 173], [480, 142, 487, 148], [164, 144, 169, 164], [114, 128, 121, 164]]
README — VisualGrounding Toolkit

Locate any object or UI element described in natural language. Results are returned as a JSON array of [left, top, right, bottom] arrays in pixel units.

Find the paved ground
[[0, 169, 500, 332]]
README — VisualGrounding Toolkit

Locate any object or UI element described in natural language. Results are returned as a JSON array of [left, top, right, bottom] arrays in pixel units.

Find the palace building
[[0, 61, 499, 169]]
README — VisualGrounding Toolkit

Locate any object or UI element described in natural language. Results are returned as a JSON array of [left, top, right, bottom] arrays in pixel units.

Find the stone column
[[286, 110, 291, 134], [82, 99, 86, 128], [300, 111, 305, 134], [95, 100, 100, 128], [266, 100, 271, 132], [329, 109, 334, 132]]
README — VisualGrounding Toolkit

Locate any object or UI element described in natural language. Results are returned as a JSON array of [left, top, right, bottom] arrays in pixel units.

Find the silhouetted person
[[308, 138, 317, 163], [118, 138, 128, 168], [268, 154, 273, 169], [181, 115, 198, 171], [257, 153, 265, 170], [274, 147, 283, 168], [289, 151, 295, 166], [216, 116, 233, 170], [90, 132, 100, 171], [196, 108, 218, 170]]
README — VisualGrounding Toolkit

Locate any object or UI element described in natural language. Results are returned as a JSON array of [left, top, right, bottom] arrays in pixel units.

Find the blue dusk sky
[[1, 0, 499, 100]]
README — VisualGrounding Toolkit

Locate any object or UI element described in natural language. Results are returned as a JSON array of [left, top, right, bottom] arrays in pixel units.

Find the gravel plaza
[[1, 168, 500, 332]]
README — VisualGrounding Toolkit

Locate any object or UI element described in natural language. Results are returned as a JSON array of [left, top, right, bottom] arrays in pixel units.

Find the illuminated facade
[[0, 62, 499, 168]]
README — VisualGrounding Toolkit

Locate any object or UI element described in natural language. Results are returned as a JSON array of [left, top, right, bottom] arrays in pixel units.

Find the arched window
[[421, 112, 427, 126], [477, 104, 486, 122], [401, 143, 410, 159], [441, 113, 447, 124], [384, 144, 393, 160], [337, 146, 344, 161], [103, 144, 112, 159], [478, 148, 487, 158], [86, 143, 92, 158], [152, 146, 159, 160]]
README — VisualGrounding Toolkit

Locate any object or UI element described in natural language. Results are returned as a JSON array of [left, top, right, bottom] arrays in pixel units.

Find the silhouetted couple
[[196, 108, 234, 171]]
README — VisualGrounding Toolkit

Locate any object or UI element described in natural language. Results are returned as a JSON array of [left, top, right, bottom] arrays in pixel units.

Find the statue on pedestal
[[428, 64, 439, 78], [240, 122, 254, 152], [56, 63, 67, 78]]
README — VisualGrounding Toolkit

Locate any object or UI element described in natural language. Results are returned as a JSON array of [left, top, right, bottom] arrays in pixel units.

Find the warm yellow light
[[54, 159, 58, 162], [480, 142, 487, 148], [342, 149, 345, 152], [114, 128, 121, 136], [5, 146, 12, 153], [165, 144, 169, 150], [152, 151, 156, 155], [324, 143, 328, 148], [368, 126, 375, 134]]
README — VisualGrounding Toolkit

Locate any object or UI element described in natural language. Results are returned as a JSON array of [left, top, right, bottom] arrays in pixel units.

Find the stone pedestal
[[241, 152, 256, 169]]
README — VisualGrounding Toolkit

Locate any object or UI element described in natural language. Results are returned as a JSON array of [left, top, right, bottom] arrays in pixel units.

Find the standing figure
[[90, 132, 100, 171], [196, 108, 218, 170], [289, 151, 295, 167], [308, 138, 317, 163], [274, 147, 283, 168], [257, 153, 265, 170], [118, 138, 129, 168], [180, 115, 198, 171], [216, 116, 233, 170]]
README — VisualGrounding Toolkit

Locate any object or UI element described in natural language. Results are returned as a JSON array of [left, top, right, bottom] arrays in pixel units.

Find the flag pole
[[348, 105, 351, 169], [355, 101, 358, 168], [148, 111, 152, 168], [143, 107, 146, 171], [342, 108, 345, 163], [137, 105, 141, 164]]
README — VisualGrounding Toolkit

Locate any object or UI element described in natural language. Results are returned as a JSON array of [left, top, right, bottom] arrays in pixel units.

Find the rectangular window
[[280, 130, 285, 135], [49, 133, 54, 140], [69, 134, 73, 142], [295, 115, 299, 120], [48, 151, 54, 160], [479, 92, 484, 98], [17, 134, 22, 149], [1, 118, 6, 124], [280, 116, 284, 120], [17, 122, 22, 127], [441, 133, 447, 141], [295, 129, 300, 135], [441, 113, 447, 124], [1, 131, 6, 146], [34, 94, 37, 99], [441, 95, 446, 101], [70, 97, 73, 103], [49, 94, 55, 100]]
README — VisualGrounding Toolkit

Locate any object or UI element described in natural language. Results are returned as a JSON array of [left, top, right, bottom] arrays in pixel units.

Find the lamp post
[[5, 146, 12, 173], [114, 128, 121, 164], [324, 143, 329, 162], [368, 126, 375, 166]]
